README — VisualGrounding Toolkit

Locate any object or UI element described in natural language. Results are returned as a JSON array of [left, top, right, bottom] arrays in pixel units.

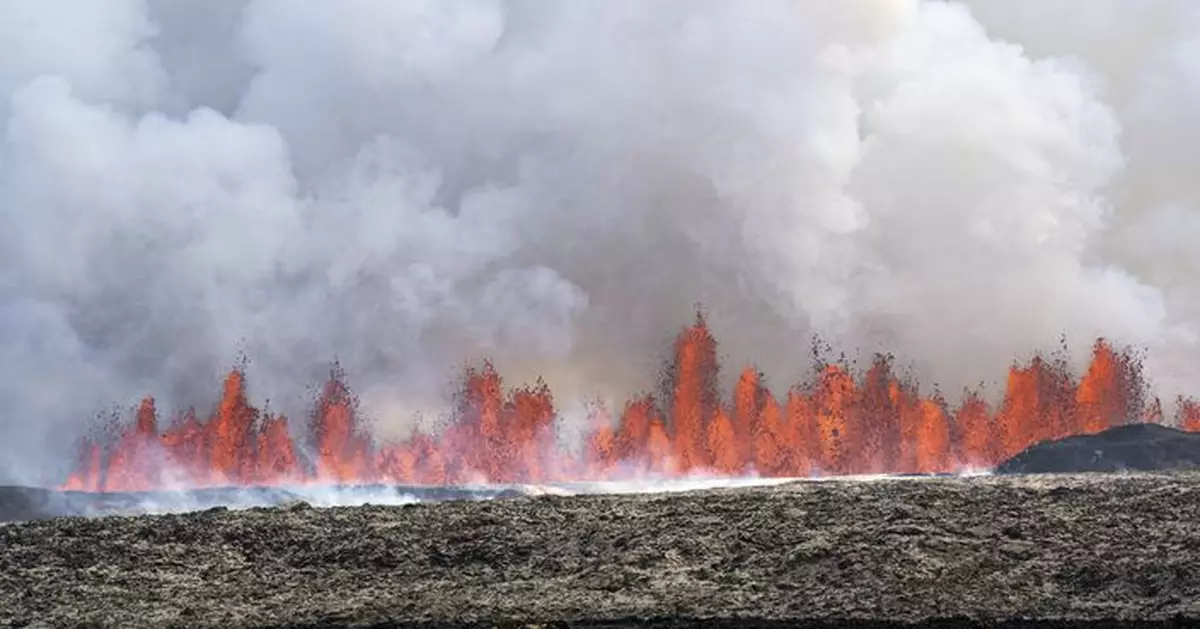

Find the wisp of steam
[[3, 0, 1200, 486]]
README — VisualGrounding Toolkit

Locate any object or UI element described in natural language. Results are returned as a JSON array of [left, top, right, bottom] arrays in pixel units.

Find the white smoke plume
[[2, 0, 1199, 484]]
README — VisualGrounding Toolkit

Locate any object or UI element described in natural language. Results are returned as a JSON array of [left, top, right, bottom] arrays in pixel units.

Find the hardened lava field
[[4, 473, 1200, 629]]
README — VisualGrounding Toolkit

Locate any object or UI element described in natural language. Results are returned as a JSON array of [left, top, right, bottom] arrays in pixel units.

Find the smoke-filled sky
[[3, 0, 1200, 484]]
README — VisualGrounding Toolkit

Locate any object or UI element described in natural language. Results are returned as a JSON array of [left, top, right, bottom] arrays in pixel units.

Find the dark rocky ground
[[3, 473, 1200, 629], [0, 484, 531, 524], [997, 423, 1200, 474]]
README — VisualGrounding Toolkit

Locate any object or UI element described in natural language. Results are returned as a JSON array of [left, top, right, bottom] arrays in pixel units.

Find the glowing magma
[[63, 315, 1179, 491]]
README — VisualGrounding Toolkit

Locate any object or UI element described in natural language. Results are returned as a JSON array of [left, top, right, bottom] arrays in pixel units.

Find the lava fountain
[[62, 312, 1182, 493]]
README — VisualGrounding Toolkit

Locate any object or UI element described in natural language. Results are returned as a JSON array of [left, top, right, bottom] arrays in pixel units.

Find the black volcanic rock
[[996, 422, 1200, 474], [3, 474, 1200, 628], [0, 484, 533, 523], [0, 486, 61, 523]]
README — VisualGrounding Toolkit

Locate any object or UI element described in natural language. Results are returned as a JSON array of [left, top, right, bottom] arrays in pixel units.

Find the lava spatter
[[62, 313, 1173, 491]]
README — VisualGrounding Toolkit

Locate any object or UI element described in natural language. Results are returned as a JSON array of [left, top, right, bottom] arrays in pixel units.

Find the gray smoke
[[2, 0, 1199, 484]]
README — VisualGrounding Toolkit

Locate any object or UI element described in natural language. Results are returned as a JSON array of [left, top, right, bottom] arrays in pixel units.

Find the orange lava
[[62, 313, 1187, 492]]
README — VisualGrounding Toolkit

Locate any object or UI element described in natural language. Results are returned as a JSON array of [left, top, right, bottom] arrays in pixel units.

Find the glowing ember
[[62, 313, 1189, 492]]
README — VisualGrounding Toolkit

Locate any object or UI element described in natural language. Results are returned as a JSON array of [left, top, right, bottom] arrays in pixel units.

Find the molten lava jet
[[63, 313, 1187, 492]]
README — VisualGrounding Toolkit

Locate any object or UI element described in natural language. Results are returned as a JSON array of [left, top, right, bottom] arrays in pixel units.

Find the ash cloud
[[2, 0, 1199, 484]]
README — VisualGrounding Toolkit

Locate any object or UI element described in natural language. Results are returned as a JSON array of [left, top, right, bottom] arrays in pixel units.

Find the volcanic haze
[[3, 0, 1200, 485]]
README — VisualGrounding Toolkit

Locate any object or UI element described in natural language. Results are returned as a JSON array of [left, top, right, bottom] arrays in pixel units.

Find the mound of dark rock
[[997, 422, 1200, 474], [0, 486, 65, 524]]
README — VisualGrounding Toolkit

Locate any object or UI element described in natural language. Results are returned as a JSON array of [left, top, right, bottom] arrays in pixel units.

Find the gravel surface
[[3, 474, 1200, 628]]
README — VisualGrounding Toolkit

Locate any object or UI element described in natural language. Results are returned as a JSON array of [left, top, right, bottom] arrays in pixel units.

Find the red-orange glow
[[785, 389, 817, 475], [670, 313, 719, 472], [256, 414, 299, 484], [813, 365, 855, 474], [199, 370, 260, 486], [62, 439, 101, 492], [706, 408, 741, 475], [1076, 339, 1144, 435], [857, 357, 901, 474], [732, 367, 762, 463], [61, 313, 1186, 491], [645, 416, 674, 476], [103, 398, 160, 492], [913, 398, 950, 473], [754, 395, 786, 477], [585, 401, 617, 478], [311, 368, 368, 483], [1179, 398, 1200, 433], [955, 391, 995, 468], [615, 396, 655, 472]]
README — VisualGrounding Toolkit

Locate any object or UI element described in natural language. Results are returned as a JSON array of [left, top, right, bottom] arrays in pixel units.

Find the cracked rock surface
[[3, 474, 1199, 628]]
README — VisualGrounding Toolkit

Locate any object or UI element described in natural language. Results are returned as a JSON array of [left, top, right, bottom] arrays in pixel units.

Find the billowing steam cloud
[[2, 0, 1199, 484]]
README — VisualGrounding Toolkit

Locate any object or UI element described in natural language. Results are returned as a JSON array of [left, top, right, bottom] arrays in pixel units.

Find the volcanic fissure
[[60, 312, 1200, 493]]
